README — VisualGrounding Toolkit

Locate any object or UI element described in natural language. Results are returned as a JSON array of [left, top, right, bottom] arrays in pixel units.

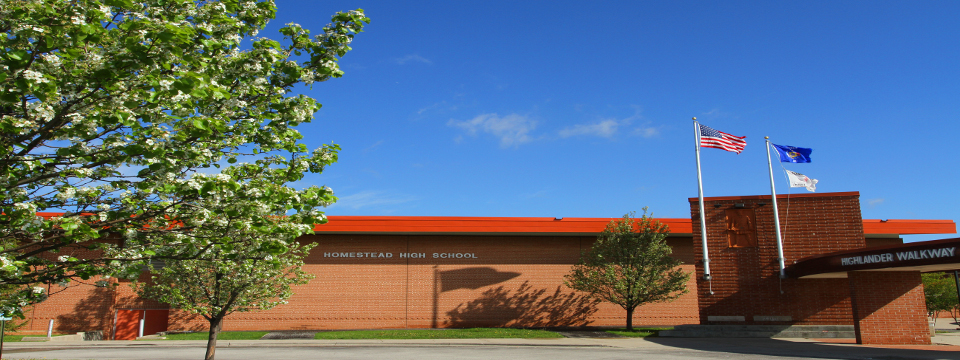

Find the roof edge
[[687, 191, 861, 202]]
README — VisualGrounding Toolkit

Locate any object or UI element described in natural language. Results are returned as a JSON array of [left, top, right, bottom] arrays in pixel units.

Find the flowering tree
[[137, 172, 316, 360], [0, 0, 367, 316], [564, 210, 689, 331]]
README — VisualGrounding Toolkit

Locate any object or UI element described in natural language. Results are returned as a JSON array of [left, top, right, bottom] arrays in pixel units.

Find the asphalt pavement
[[1, 332, 959, 360]]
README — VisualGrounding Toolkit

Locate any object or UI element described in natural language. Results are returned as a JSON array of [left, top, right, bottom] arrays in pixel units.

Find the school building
[[21, 191, 958, 344]]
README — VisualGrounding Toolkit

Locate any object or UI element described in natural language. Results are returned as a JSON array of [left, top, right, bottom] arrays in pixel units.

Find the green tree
[[922, 272, 959, 327], [564, 210, 689, 331], [137, 183, 316, 360], [0, 0, 367, 315]]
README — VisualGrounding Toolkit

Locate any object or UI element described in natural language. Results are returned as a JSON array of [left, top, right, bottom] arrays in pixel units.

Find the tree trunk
[[205, 317, 223, 360], [626, 307, 634, 331]]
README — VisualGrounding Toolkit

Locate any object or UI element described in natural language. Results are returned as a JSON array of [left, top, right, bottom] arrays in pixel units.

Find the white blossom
[[55, 187, 76, 200], [25, 102, 55, 120], [86, 52, 102, 63], [41, 53, 61, 67], [20, 69, 48, 83], [13, 202, 37, 212]]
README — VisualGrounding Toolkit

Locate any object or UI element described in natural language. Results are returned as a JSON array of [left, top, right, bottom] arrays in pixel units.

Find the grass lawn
[[2, 334, 27, 342], [314, 328, 563, 340], [1, 334, 73, 342], [605, 327, 672, 338], [161, 331, 268, 340]]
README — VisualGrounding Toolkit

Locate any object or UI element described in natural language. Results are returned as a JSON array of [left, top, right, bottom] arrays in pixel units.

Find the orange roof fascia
[[315, 216, 694, 234], [862, 219, 957, 235], [28, 213, 956, 236], [315, 216, 956, 235]]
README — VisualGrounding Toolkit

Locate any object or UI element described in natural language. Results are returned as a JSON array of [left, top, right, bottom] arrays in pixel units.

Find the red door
[[114, 309, 169, 340]]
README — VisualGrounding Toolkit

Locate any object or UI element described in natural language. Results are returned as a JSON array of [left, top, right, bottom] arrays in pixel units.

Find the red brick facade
[[690, 191, 939, 345], [23, 234, 700, 337], [690, 192, 867, 325], [17, 192, 952, 344], [849, 271, 931, 345]]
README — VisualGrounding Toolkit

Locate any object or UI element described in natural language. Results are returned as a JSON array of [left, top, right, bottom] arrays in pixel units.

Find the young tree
[[0, 0, 367, 315], [564, 210, 689, 331], [138, 231, 313, 360], [922, 272, 959, 328], [137, 171, 317, 360], [138, 161, 323, 360]]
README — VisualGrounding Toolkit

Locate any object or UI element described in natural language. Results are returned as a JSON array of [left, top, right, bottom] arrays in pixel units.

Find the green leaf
[[94, 69, 112, 79], [126, 144, 144, 156], [7, 50, 27, 61], [174, 78, 195, 92], [199, 182, 215, 195]]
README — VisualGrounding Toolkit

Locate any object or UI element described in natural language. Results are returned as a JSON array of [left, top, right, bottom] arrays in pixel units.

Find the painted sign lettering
[[322, 252, 479, 259], [840, 247, 955, 266]]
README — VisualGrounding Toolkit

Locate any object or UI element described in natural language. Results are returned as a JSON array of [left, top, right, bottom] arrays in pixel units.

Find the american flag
[[699, 125, 746, 154]]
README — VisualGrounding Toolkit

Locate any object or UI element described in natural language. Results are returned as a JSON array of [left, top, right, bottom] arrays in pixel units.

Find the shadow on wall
[[699, 274, 852, 325], [438, 267, 522, 292], [431, 267, 523, 328], [167, 310, 206, 332], [55, 287, 115, 335], [445, 281, 600, 328]]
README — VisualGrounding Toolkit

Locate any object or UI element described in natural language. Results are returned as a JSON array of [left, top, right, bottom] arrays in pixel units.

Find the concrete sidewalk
[[2, 337, 643, 349], [3, 332, 959, 349]]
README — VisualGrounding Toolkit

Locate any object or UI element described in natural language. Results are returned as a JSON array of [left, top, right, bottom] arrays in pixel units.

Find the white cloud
[[558, 107, 659, 140], [395, 54, 432, 65], [558, 119, 620, 138], [363, 140, 384, 153], [327, 191, 417, 211], [417, 101, 457, 115], [633, 126, 660, 138], [448, 113, 536, 148], [866, 198, 885, 208], [702, 108, 721, 117]]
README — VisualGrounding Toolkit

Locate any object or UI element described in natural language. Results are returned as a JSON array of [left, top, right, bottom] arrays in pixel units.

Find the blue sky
[[266, 1, 959, 241]]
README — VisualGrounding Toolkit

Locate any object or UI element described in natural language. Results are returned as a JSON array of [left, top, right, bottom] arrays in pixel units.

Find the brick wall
[[22, 274, 169, 337], [27, 233, 701, 333], [23, 279, 116, 336], [849, 271, 931, 344], [690, 192, 866, 325]]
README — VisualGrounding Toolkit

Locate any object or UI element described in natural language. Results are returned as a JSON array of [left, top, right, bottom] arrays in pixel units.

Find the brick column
[[848, 271, 930, 345]]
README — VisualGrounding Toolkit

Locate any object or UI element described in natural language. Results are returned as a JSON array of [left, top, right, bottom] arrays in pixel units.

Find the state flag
[[772, 144, 812, 163]]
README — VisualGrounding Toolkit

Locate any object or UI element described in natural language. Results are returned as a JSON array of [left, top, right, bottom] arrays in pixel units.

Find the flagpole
[[694, 118, 712, 282], [765, 137, 786, 279]]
